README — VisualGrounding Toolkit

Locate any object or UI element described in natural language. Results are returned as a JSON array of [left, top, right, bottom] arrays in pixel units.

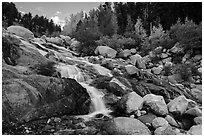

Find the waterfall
[[56, 63, 112, 120], [35, 42, 112, 120]]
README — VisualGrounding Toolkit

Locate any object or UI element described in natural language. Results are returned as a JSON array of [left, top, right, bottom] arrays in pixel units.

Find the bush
[[169, 18, 202, 52], [124, 31, 142, 49], [36, 61, 58, 77], [175, 63, 197, 82], [96, 34, 136, 52]]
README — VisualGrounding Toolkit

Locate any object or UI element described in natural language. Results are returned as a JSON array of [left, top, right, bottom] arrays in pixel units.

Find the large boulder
[[119, 92, 143, 114], [104, 117, 151, 135], [130, 54, 146, 69], [117, 49, 132, 59], [7, 25, 34, 40], [2, 64, 90, 124], [94, 46, 117, 58], [46, 37, 64, 46], [143, 94, 168, 116], [167, 95, 189, 115], [184, 107, 202, 117]]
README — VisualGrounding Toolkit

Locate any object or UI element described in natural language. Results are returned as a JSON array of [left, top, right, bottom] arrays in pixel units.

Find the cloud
[[51, 16, 65, 29]]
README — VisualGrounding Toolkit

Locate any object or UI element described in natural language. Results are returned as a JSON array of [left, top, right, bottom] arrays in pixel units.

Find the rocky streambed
[[2, 26, 202, 135]]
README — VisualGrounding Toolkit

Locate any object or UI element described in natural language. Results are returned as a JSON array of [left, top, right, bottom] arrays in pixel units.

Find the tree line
[[2, 2, 61, 37]]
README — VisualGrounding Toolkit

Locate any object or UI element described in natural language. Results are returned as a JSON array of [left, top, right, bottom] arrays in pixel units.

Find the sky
[[14, 2, 103, 28]]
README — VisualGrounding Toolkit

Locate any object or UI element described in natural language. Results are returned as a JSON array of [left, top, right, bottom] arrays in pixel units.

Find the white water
[[56, 63, 112, 120], [35, 42, 112, 120]]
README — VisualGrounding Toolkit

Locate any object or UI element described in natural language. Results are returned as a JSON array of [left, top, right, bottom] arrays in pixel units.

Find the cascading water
[[34, 42, 112, 120], [56, 63, 112, 120]]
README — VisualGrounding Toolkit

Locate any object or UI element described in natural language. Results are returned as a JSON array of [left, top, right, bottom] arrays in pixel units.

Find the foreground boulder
[[94, 46, 117, 58], [104, 117, 151, 135], [2, 65, 90, 124], [7, 25, 34, 40], [143, 94, 168, 116], [119, 92, 143, 114]]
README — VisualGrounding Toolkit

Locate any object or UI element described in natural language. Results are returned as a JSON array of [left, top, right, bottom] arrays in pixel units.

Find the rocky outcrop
[[7, 25, 34, 40], [95, 46, 117, 58], [104, 117, 151, 135]]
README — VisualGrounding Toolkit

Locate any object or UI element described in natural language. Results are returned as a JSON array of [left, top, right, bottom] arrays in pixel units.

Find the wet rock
[[94, 46, 117, 58], [143, 94, 168, 116], [194, 116, 202, 125], [117, 49, 131, 59], [125, 64, 140, 75], [137, 113, 157, 125], [165, 115, 179, 127], [167, 95, 189, 115], [187, 125, 202, 135], [152, 117, 169, 129], [7, 25, 34, 40], [31, 38, 46, 45], [119, 92, 143, 114], [154, 126, 180, 135], [104, 117, 151, 135], [109, 78, 131, 95], [130, 54, 146, 69]]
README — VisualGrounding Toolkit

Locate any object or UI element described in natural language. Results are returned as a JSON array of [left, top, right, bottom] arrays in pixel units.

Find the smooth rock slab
[[104, 117, 151, 135], [7, 25, 34, 40]]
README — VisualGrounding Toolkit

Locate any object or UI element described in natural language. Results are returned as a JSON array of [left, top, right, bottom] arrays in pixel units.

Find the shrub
[[36, 61, 58, 77], [175, 63, 197, 82], [124, 31, 142, 50], [96, 34, 136, 52], [169, 18, 202, 52]]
